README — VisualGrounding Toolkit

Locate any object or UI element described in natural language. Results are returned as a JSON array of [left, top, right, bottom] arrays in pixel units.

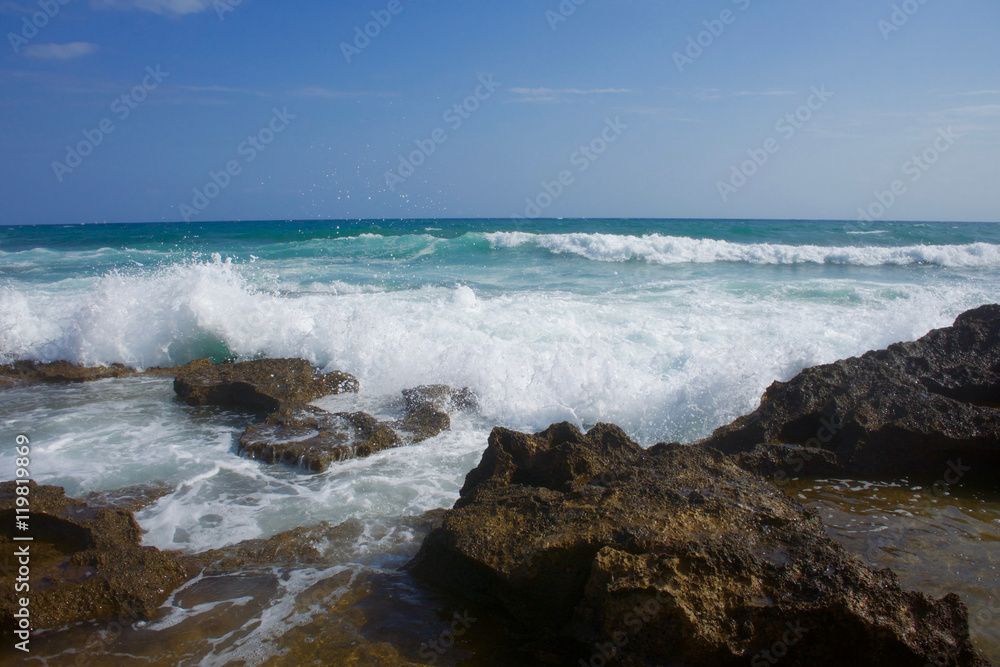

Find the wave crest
[[485, 232, 1000, 267]]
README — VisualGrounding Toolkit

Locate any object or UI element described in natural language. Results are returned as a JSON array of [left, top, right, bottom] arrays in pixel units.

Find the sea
[[1, 218, 999, 665]]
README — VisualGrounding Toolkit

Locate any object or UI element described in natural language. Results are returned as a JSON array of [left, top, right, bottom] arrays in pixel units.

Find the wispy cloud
[[293, 87, 374, 100], [508, 87, 632, 103], [23, 42, 100, 60], [954, 90, 1000, 97], [91, 0, 214, 16], [178, 85, 271, 98], [689, 88, 796, 101], [732, 90, 796, 97]]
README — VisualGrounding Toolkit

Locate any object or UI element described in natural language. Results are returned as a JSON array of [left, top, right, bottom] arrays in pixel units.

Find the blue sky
[[0, 0, 998, 224]]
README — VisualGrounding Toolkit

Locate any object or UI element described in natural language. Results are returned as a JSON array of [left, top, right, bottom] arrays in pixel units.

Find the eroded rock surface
[[235, 385, 478, 472], [394, 384, 477, 443], [174, 358, 358, 414], [0, 482, 189, 633], [238, 407, 402, 472], [409, 422, 989, 666], [702, 305, 1000, 478]]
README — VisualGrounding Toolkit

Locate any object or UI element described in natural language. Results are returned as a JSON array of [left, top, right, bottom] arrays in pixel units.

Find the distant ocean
[[2, 218, 999, 662]]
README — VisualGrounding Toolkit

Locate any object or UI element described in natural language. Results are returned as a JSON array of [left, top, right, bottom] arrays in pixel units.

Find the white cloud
[[91, 0, 214, 16], [293, 87, 376, 101], [732, 90, 796, 97], [508, 87, 631, 103], [22, 42, 100, 60], [178, 85, 270, 97]]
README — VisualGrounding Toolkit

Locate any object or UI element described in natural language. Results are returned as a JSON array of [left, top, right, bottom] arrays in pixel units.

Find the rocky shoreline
[[2, 306, 998, 665]]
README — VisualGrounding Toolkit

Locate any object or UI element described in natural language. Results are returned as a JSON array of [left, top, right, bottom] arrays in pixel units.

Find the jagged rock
[[394, 403, 451, 444], [402, 385, 478, 413], [174, 358, 358, 414], [409, 423, 989, 666], [702, 305, 1000, 478], [0, 482, 189, 633], [238, 407, 402, 472], [393, 384, 478, 443]]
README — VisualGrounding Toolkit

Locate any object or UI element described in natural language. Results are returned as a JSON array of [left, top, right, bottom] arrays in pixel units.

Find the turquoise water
[[2, 219, 998, 442], [2, 219, 999, 664]]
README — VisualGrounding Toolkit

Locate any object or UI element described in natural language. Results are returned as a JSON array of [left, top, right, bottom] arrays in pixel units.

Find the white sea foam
[[0, 256, 986, 448], [485, 232, 1000, 267]]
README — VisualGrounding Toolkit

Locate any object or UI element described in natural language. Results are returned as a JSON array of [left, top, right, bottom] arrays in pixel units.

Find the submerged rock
[[174, 358, 358, 414], [0, 482, 189, 633], [79, 482, 175, 513], [239, 407, 402, 472], [409, 423, 989, 666], [702, 305, 1000, 479]]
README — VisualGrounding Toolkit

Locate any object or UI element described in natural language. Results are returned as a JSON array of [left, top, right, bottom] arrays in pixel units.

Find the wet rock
[[141, 358, 214, 377], [394, 403, 451, 444], [0, 482, 188, 633], [402, 384, 478, 413], [702, 305, 1000, 478], [238, 407, 402, 472], [79, 482, 175, 513], [0, 358, 214, 390], [0, 360, 137, 385], [174, 358, 358, 414], [409, 423, 989, 666], [185, 511, 446, 574], [393, 385, 478, 444]]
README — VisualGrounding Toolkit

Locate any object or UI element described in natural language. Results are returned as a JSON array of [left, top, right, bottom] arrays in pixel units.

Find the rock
[[402, 384, 478, 413], [235, 384, 479, 471], [174, 358, 358, 414], [238, 407, 402, 472], [394, 403, 451, 444], [0, 358, 215, 390], [393, 385, 478, 444], [184, 511, 446, 574], [0, 360, 137, 385], [703, 305, 1000, 479], [0, 482, 189, 633], [141, 358, 214, 377], [409, 423, 989, 666], [79, 482, 175, 513]]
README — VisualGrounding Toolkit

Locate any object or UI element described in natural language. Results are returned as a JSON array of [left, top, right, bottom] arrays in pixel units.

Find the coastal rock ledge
[[702, 304, 1000, 479], [409, 422, 989, 666]]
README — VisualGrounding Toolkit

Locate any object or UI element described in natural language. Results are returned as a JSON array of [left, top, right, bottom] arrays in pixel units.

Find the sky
[[0, 0, 998, 225]]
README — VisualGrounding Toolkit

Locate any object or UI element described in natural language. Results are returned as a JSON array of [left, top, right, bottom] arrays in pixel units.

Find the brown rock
[[409, 423, 989, 666], [0, 360, 136, 385], [393, 384, 478, 444], [173, 358, 358, 414], [238, 407, 402, 472], [0, 482, 189, 633]]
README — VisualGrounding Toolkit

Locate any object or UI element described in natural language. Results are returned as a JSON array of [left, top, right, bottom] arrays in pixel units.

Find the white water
[[487, 232, 1000, 267]]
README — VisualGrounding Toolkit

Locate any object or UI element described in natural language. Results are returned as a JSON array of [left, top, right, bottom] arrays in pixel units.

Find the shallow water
[[784, 478, 1000, 664]]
